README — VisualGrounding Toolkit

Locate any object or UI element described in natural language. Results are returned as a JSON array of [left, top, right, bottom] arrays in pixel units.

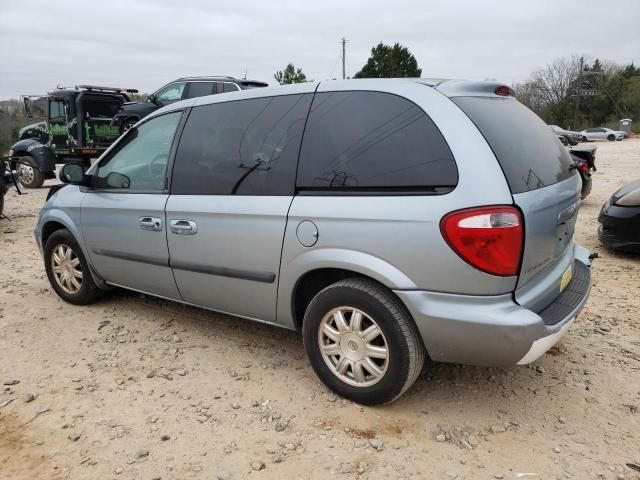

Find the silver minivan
[[35, 79, 592, 404]]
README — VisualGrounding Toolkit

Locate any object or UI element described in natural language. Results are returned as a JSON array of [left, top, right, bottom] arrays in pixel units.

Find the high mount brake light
[[495, 85, 511, 96], [440, 206, 523, 276]]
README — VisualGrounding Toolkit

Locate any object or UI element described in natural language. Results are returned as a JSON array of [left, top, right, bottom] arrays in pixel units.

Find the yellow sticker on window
[[560, 265, 573, 293]]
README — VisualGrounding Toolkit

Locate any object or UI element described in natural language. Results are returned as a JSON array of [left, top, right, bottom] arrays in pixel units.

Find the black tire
[[582, 136, 588, 142], [44, 229, 103, 305], [0, 192, 4, 218], [607, 134, 615, 141], [120, 118, 137, 134], [18, 157, 45, 188], [302, 278, 425, 405]]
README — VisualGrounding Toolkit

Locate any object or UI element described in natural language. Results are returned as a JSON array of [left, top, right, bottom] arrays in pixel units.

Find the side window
[[49, 99, 66, 119], [155, 83, 186, 103], [222, 82, 239, 93], [186, 82, 214, 99], [297, 91, 457, 190], [171, 94, 313, 195], [95, 111, 182, 192]]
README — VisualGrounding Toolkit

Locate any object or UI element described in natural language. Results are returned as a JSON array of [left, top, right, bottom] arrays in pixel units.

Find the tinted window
[[49, 99, 66, 119], [96, 111, 182, 191], [297, 91, 457, 190], [452, 96, 575, 194], [222, 82, 239, 93], [186, 82, 214, 98], [172, 94, 313, 195]]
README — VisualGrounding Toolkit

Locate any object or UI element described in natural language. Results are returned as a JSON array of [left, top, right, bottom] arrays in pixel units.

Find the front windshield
[[154, 83, 185, 103]]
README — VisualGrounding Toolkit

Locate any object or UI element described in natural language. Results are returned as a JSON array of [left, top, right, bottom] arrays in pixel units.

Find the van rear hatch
[[451, 95, 581, 312]]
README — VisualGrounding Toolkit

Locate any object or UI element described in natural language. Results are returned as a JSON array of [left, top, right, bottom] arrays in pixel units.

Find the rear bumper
[[395, 246, 592, 367]]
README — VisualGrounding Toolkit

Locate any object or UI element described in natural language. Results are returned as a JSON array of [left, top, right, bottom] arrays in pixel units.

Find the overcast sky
[[0, 0, 638, 99]]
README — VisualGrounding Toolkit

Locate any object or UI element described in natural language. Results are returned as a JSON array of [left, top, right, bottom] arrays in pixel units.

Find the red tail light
[[495, 85, 511, 96], [440, 206, 523, 276], [578, 162, 589, 173]]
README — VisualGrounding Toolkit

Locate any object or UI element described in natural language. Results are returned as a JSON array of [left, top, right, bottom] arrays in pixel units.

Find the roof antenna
[[243, 68, 247, 80]]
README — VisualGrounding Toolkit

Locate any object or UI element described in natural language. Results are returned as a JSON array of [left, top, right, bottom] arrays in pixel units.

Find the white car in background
[[580, 127, 625, 142]]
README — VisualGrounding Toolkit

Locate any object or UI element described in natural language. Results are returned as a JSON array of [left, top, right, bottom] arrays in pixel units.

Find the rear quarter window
[[452, 96, 575, 194], [296, 91, 457, 192]]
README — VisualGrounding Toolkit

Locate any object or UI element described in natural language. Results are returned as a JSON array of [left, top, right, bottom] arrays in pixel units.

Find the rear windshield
[[452, 96, 575, 194]]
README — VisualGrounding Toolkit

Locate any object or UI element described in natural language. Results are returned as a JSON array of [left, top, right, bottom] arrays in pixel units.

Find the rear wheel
[[607, 134, 615, 141], [18, 157, 45, 188], [44, 229, 103, 305], [302, 278, 425, 405], [0, 192, 4, 217], [582, 136, 588, 142]]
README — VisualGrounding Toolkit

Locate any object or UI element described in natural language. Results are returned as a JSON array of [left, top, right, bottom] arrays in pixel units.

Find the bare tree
[[528, 55, 582, 105]]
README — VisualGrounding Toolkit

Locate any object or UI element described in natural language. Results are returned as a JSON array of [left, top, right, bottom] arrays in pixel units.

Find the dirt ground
[[1, 140, 639, 480]]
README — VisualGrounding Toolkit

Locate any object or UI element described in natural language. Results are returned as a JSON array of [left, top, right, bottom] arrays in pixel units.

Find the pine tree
[[354, 42, 422, 78], [274, 64, 308, 85]]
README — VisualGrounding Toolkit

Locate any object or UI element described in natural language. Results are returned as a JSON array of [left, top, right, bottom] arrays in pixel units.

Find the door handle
[[139, 216, 162, 231], [170, 219, 197, 235]]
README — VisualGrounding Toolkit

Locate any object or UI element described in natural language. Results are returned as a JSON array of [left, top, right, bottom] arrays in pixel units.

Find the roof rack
[[76, 85, 139, 94]]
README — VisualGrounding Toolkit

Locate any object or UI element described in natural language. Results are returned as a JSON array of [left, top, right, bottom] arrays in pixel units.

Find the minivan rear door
[[452, 95, 582, 311], [166, 92, 314, 322]]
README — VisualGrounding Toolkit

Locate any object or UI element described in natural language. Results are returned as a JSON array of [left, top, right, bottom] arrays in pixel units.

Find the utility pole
[[573, 56, 584, 129], [341, 37, 347, 79]]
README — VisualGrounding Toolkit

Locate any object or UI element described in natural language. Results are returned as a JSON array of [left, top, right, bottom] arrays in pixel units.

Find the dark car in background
[[110, 76, 268, 133], [598, 180, 640, 253]]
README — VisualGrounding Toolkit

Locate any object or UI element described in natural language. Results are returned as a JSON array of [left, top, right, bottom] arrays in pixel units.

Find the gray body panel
[[512, 174, 582, 311], [81, 192, 181, 300], [165, 195, 291, 322], [35, 78, 593, 368]]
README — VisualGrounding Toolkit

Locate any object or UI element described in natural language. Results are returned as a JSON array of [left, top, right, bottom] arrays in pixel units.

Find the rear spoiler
[[76, 85, 139, 94], [435, 80, 515, 98]]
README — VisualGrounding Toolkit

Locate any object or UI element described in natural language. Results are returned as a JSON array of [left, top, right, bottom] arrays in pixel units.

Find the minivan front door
[[165, 93, 314, 322], [81, 111, 184, 299]]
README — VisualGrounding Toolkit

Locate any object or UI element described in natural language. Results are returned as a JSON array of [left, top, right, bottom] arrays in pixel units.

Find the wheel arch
[[289, 268, 416, 334], [39, 212, 109, 290]]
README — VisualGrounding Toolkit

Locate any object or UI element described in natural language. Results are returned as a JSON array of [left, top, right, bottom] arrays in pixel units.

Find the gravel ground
[[1, 139, 639, 480]]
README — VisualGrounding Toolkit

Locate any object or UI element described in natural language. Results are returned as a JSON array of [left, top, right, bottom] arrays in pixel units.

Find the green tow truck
[[9, 85, 137, 188]]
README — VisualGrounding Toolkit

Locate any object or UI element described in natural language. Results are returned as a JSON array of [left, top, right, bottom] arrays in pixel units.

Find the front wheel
[[18, 157, 45, 188], [303, 278, 425, 405], [120, 118, 137, 134], [582, 136, 588, 142], [44, 229, 103, 305], [607, 134, 615, 141]]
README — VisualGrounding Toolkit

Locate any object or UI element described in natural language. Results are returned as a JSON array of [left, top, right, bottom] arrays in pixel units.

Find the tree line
[[514, 56, 639, 132]]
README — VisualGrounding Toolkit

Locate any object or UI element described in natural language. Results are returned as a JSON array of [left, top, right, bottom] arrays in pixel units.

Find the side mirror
[[105, 172, 131, 189], [148, 94, 158, 105], [23, 97, 33, 118], [59, 163, 88, 185]]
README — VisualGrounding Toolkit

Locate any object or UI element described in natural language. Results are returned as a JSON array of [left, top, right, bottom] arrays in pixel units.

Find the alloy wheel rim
[[20, 164, 34, 185], [318, 307, 389, 387], [51, 244, 83, 294]]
